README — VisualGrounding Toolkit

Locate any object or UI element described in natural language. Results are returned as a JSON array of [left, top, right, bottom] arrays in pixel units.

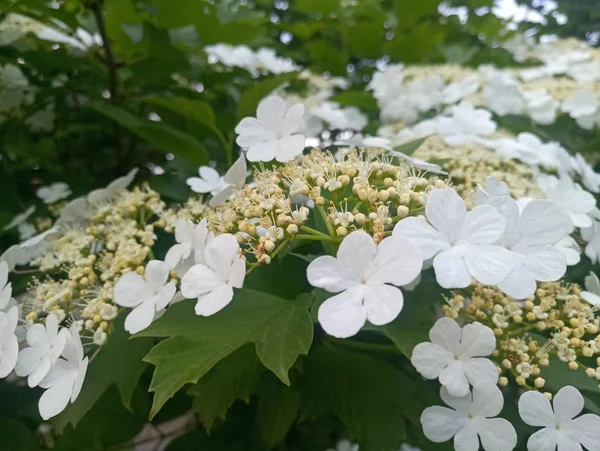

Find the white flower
[[254, 47, 298, 74], [181, 234, 246, 316], [38, 326, 88, 420], [307, 231, 422, 339], [571, 153, 600, 193], [165, 218, 214, 277], [581, 272, 600, 306], [538, 175, 596, 228], [311, 102, 367, 131], [208, 153, 247, 207], [437, 101, 497, 146], [0, 306, 19, 378], [411, 317, 498, 396], [114, 260, 176, 334], [581, 220, 600, 263], [326, 439, 359, 451], [0, 261, 12, 311], [473, 176, 510, 206], [561, 90, 598, 118], [186, 166, 226, 195], [555, 236, 581, 266], [235, 96, 305, 163], [393, 188, 513, 289], [36, 182, 71, 204], [518, 386, 600, 451], [483, 72, 525, 116], [15, 314, 68, 387], [421, 384, 517, 451], [489, 133, 569, 170], [524, 89, 558, 125], [87, 168, 138, 204], [0, 245, 23, 270], [442, 74, 480, 104], [490, 197, 572, 299], [3, 206, 35, 231]]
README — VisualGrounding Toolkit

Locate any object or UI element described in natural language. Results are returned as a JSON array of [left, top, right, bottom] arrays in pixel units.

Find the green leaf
[[53, 313, 154, 432], [294, 0, 341, 14], [542, 357, 600, 414], [256, 374, 301, 450], [392, 137, 429, 157], [188, 345, 266, 431], [138, 289, 313, 418], [236, 72, 298, 120], [0, 418, 40, 451], [142, 96, 216, 126], [331, 91, 378, 112], [88, 102, 209, 165], [300, 344, 422, 451]]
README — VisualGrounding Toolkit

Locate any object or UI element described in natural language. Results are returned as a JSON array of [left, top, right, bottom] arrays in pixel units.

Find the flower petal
[[181, 264, 223, 299], [439, 360, 470, 397], [124, 300, 156, 334], [317, 287, 366, 338], [256, 96, 285, 131], [563, 414, 600, 450], [114, 273, 150, 308], [440, 386, 471, 414], [519, 391, 555, 427], [469, 383, 504, 418], [363, 283, 403, 326], [476, 417, 518, 451], [461, 244, 515, 286], [165, 243, 189, 270], [527, 428, 561, 451], [425, 188, 466, 243], [246, 141, 277, 162], [393, 217, 449, 260], [186, 177, 216, 193], [428, 318, 462, 353], [38, 371, 77, 420], [337, 231, 376, 281], [411, 342, 454, 380], [0, 334, 18, 378], [420, 406, 467, 443], [195, 284, 234, 316], [281, 104, 305, 136], [275, 134, 305, 162], [459, 205, 506, 245], [497, 257, 538, 300], [453, 422, 479, 451], [553, 386, 584, 424], [307, 256, 358, 293], [520, 246, 567, 282], [153, 281, 176, 311], [433, 248, 473, 289], [205, 234, 240, 280], [516, 200, 574, 247], [366, 236, 422, 286], [145, 260, 170, 288], [459, 322, 496, 357], [199, 166, 220, 183]]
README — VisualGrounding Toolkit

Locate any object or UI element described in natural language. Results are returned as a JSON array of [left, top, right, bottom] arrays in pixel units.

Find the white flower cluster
[[205, 43, 298, 76]]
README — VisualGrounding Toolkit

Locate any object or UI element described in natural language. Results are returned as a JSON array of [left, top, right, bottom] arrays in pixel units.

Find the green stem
[[316, 205, 334, 236], [222, 134, 233, 167], [299, 225, 330, 238], [270, 237, 291, 260], [295, 234, 340, 243]]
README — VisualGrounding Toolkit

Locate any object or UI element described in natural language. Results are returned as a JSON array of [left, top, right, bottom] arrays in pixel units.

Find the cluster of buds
[[444, 281, 600, 392], [25, 185, 166, 345]]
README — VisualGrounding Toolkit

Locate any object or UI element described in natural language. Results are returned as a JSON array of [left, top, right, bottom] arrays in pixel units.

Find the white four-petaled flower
[[235, 96, 305, 163], [181, 234, 246, 316], [490, 197, 572, 299], [186, 166, 227, 195], [411, 317, 498, 397], [114, 260, 176, 334], [538, 175, 596, 229], [421, 384, 517, 451], [15, 314, 68, 387], [38, 326, 88, 420], [519, 386, 600, 451], [165, 218, 214, 277], [36, 182, 71, 204], [307, 231, 422, 339], [393, 188, 514, 289]]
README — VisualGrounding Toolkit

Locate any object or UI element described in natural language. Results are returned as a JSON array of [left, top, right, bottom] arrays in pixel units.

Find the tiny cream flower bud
[[336, 226, 348, 236], [264, 240, 276, 253], [354, 213, 366, 225], [378, 190, 389, 202], [544, 392, 553, 401], [570, 318, 580, 328], [396, 205, 409, 218], [516, 376, 526, 386], [586, 368, 596, 378], [498, 377, 508, 386], [502, 359, 512, 369], [316, 196, 325, 206], [534, 377, 545, 388], [399, 193, 411, 205], [287, 224, 298, 235], [568, 361, 578, 370]]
